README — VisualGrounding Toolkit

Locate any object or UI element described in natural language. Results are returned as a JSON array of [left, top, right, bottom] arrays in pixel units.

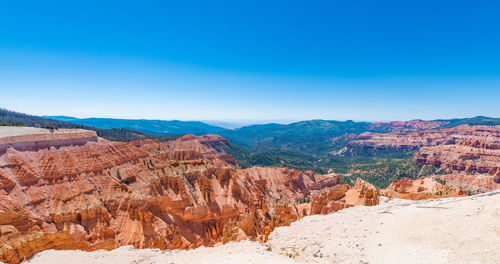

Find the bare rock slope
[[0, 128, 340, 263], [24, 193, 500, 264]]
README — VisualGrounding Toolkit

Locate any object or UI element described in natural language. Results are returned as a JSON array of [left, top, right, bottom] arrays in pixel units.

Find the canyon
[[0, 124, 499, 263], [0, 127, 367, 263]]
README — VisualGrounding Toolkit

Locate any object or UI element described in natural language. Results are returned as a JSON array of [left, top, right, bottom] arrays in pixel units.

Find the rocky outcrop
[[0, 130, 341, 263], [432, 174, 500, 193], [310, 184, 352, 214], [311, 176, 471, 215], [310, 178, 379, 215], [381, 177, 466, 199]]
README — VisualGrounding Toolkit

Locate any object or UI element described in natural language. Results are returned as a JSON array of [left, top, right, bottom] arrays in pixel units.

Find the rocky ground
[[23, 193, 500, 264]]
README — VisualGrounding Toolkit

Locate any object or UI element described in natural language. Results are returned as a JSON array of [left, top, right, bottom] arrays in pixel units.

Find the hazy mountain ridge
[[44, 116, 226, 136]]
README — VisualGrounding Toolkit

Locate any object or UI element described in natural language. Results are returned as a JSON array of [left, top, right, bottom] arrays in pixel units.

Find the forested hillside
[[46, 116, 227, 136]]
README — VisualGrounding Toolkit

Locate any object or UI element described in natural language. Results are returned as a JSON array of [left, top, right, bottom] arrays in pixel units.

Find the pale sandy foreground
[[24, 194, 500, 264]]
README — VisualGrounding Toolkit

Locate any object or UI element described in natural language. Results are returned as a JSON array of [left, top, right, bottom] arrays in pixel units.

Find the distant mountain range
[[202, 119, 298, 129]]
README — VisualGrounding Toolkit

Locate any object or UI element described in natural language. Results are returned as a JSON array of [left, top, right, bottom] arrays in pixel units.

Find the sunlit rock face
[[411, 126, 500, 192], [414, 137, 500, 176], [310, 178, 379, 215], [0, 129, 341, 263]]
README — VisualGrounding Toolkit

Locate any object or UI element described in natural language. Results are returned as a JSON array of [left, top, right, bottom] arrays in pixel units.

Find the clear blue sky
[[0, 0, 499, 121]]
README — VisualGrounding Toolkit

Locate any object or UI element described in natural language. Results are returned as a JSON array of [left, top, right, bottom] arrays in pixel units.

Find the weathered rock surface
[[266, 193, 500, 264], [310, 178, 379, 215], [381, 177, 466, 199], [0, 129, 341, 263], [24, 194, 500, 264], [311, 176, 471, 215]]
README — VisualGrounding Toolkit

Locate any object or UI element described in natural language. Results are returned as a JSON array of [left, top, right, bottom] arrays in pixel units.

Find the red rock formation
[[350, 125, 500, 150], [348, 125, 500, 192], [368, 120, 448, 132], [408, 126, 500, 191], [310, 178, 379, 215], [0, 130, 340, 263], [414, 140, 500, 176], [310, 184, 352, 214], [310, 176, 471, 215], [3, 125, 491, 263]]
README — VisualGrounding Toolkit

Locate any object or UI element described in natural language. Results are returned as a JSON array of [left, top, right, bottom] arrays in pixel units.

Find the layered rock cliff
[[414, 139, 500, 176], [350, 125, 500, 150], [349, 125, 500, 192], [410, 126, 500, 191], [0, 128, 340, 263], [368, 120, 448, 132]]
